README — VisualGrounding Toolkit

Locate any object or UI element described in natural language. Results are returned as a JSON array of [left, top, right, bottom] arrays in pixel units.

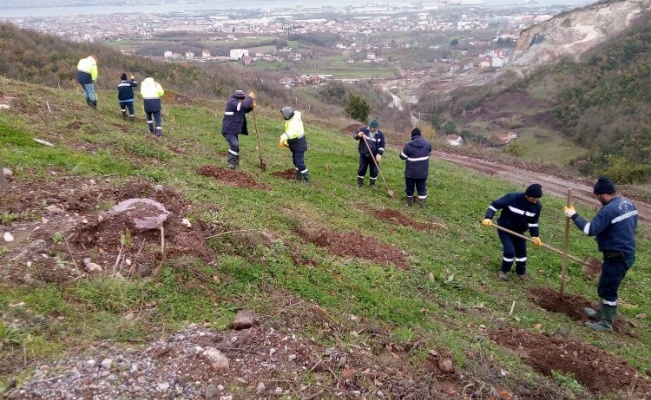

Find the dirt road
[[434, 150, 651, 221]]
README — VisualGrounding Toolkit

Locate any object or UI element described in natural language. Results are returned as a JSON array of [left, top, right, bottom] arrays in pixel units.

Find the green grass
[[1, 76, 650, 396]]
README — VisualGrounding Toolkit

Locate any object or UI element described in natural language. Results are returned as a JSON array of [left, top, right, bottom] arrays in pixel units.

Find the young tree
[[345, 93, 371, 123]]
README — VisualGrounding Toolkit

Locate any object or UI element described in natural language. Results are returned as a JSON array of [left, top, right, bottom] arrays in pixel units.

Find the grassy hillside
[[1, 75, 651, 399]]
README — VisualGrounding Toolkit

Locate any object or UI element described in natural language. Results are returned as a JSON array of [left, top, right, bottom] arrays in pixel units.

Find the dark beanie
[[525, 183, 543, 198], [369, 120, 379, 128], [411, 128, 421, 138], [120, 73, 127, 80], [234, 90, 246, 99], [593, 176, 616, 195]]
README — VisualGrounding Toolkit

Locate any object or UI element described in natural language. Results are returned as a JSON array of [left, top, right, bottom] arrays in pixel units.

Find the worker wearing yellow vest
[[279, 106, 310, 185], [140, 77, 165, 137], [76, 55, 98, 109]]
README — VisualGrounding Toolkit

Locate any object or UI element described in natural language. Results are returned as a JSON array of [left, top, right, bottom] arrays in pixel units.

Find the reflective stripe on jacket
[[221, 95, 254, 135], [354, 126, 385, 157], [484, 192, 542, 237], [572, 196, 637, 255], [399, 135, 431, 179]]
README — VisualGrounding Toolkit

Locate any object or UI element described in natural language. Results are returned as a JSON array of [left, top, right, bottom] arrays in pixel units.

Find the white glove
[[564, 205, 576, 218]]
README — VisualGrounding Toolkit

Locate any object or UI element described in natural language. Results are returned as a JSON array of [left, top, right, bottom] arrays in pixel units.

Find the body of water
[[0, 0, 590, 18]]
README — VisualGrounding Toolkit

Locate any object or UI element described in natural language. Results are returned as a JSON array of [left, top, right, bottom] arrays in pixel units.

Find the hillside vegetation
[[426, 11, 651, 183], [1, 25, 651, 399]]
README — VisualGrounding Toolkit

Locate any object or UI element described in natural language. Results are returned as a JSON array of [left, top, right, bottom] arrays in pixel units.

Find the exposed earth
[[2, 156, 651, 398]]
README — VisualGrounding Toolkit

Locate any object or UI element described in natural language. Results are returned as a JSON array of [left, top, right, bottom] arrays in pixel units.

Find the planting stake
[[560, 188, 572, 298], [252, 107, 267, 172]]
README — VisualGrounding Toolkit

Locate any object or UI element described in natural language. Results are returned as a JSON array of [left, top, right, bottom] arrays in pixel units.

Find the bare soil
[[272, 168, 297, 180], [294, 228, 410, 270], [371, 208, 445, 231], [196, 165, 270, 190], [491, 326, 651, 397]]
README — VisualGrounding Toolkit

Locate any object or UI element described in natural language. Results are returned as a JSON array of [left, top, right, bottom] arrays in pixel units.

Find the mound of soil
[[272, 168, 297, 180], [490, 327, 651, 397], [0, 176, 215, 284], [196, 165, 270, 190], [528, 287, 635, 336], [371, 208, 444, 231], [295, 228, 409, 269]]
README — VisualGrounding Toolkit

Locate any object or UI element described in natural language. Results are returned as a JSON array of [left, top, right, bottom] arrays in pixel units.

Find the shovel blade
[[387, 190, 396, 198], [260, 161, 267, 172], [581, 256, 602, 277]]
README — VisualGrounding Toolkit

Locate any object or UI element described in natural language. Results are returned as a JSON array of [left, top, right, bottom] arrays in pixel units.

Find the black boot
[[586, 304, 616, 331], [85, 98, 92, 107], [370, 180, 377, 190], [357, 177, 364, 187], [295, 170, 303, 183], [227, 153, 238, 169], [301, 171, 311, 185], [129, 116, 135, 122], [90, 100, 97, 109], [406, 196, 413, 208], [121, 110, 127, 119], [418, 198, 425, 208]]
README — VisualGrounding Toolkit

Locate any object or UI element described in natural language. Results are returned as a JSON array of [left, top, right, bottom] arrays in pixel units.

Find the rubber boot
[[370, 180, 377, 190], [90, 100, 97, 109], [301, 171, 311, 186], [585, 304, 616, 331], [418, 198, 425, 208], [406, 196, 413, 208], [129, 116, 135, 122], [584, 306, 601, 320], [295, 170, 303, 182], [227, 153, 237, 169], [357, 177, 364, 187], [121, 110, 127, 119], [499, 271, 509, 281], [85, 98, 92, 107]]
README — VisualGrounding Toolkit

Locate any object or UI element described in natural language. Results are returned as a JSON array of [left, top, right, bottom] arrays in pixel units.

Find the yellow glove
[[481, 219, 492, 227], [279, 139, 288, 148], [532, 237, 542, 247], [130, 75, 135, 80], [375, 154, 382, 163], [564, 205, 576, 218], [248, 91, 256, 99]]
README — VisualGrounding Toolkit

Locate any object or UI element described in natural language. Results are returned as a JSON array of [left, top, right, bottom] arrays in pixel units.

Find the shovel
[[252, 107, 267, 172], [491, 223, 602, 272], [361, 135, 395, 198]]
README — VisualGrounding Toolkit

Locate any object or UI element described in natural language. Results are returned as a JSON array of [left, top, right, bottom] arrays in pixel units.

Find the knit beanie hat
[[593, 176, 616, 195], [525, 183, 543, 198], [120, 73, 127, 80], [369, 120, 379, 128], [234, 90, 246, 100], [411, 128, 421, 138]]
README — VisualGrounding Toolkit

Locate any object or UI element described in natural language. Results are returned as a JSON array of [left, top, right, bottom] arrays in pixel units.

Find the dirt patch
[[65, 121, 82, 130], [490, 327, 651, 397], [341, 123, 364, 135], [295, 228, 409, 269], [528, 286, 636, 336], [0, 176, 215, 284], [111, 123, 129, 133], [371, 208, 444, 231], [272, 168, 297, 180], [196, 165, 270, 190]]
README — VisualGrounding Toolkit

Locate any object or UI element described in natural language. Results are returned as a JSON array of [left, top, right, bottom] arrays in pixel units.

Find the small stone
[[101, 358, 113, 370], [275, 387, 283, 394], [232, 310, 259, 330], [438, 358, 454, 373], [181, 218, 192, 228], [288, 354, 297, 361], [3, 232, 14, 242], [256, 382, 266, 395], [205, 384, 220, 399], [154, 184, 164, 192], [138, 264, 152, 277], [203, 348, 229, 370], [86, 359, 96, 366], [45, 205, 64, 214], [158, 382, 170, 391], [3, 168, 12, 177], [81, 218, 88, 224], [125, 258, 132, 266]]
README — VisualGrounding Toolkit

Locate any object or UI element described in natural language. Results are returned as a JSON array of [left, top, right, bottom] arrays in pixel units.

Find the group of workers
[[76, 55, 165, 138], [482, 177, 638, 331], [77, 56, 639, 332]]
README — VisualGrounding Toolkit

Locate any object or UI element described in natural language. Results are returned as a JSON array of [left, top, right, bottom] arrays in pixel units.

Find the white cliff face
[[511, 0, 651, 68]]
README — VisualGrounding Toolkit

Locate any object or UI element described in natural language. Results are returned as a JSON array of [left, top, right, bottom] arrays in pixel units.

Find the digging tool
[[560, 189, 572, 298], [252, 107, 267, 172], [361, 135, 395, 198], [490, 223, 601, 270]]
